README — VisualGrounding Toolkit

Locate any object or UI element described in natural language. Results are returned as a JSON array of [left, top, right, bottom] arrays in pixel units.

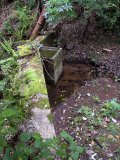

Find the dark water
[[47, 63, 97, 108]]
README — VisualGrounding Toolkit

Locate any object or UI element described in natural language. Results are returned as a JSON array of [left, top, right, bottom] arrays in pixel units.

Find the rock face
[[17, 35, 56, 138]]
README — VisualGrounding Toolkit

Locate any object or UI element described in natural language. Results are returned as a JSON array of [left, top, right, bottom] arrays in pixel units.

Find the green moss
[[47, 114, 53, 123], [30, 56, 40, 65], [38, 35, 47, 43], [16, 40, 50, 108], [18, 44, 32, 57], [29, 56, 43, 70], [32, 98, 50, 109], [18, 68, 47, 98]]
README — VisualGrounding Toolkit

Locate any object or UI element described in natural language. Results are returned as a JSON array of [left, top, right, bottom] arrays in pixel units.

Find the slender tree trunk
[[30, 4, 46, 40]]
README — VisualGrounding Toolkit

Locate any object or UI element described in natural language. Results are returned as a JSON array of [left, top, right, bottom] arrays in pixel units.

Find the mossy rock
[[17, 44, 32, 57], [19, 68, 47, 98], [16, 53, 48, 99]]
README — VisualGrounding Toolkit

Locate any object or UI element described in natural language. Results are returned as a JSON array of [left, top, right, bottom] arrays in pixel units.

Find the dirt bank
[[58, 20, 120, 78]]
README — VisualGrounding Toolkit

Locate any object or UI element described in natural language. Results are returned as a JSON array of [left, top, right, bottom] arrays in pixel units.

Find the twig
[[93, 138, 103, 149]]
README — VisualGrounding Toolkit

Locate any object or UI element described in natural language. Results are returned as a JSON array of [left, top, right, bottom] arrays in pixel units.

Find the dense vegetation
[[45, 0, 120, 32], [0, 0, 120, 159]]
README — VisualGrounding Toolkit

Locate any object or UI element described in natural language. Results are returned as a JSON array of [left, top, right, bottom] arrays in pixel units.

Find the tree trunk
[[30, 6, 46, 40]]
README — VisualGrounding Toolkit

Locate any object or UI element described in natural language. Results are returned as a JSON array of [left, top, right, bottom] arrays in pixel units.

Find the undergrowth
[[72, 99, 120, 134], [0, 131, 85, 160]]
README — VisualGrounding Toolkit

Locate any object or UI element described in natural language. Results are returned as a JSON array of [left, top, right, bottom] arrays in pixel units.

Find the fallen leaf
[[91, 153, 97, 160], [111, 118, 117, 123], [107, 152, 114, 158], [103, 48, 112, 53], [91, 140, 95, 145], [83, 117, 87, 121], [86, 149, 94, 155], [63, 109, 66, 114], [87, 93, 91, 96]]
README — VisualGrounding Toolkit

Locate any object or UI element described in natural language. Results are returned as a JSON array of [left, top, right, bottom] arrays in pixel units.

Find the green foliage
[[99, 0, 120, 31], [75, 99, 120, 129], [0, 56, 84, 159], [77, 0, 104, 17], [77, 106, 102, 127], [93, 96, 100, 103], [107, 122, 120, 135], [0, 45, 26, 153], [78, 106, 93, 118], [44, 0, 76, 24], [27, 0, 36, 9], [1, 5, 35, 41], [0, 1, 37, 60], [15, 6, 34, 37], [0, 2, 85, 157], [100, 99, 120, 117], [61, 131, 85, 160], [0, 38, 17, 57], [79, 0, 120, 31], [45, 0, 120, 31], [0, 44, 68, 160], [0, 131, 84, 160]]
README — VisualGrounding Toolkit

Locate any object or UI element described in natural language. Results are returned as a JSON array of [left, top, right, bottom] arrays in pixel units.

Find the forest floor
[[49, 21, 120, 160]]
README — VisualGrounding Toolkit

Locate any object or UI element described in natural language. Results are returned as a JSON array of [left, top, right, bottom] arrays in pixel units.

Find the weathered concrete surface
[[17, 55, 48, 100], [17, 36, 56, 138], [20, 108, 56, 139], [40, 46, 63, 84]]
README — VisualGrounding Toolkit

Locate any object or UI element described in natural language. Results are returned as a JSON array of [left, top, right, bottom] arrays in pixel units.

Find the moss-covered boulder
[[17, 44, 32, 57]]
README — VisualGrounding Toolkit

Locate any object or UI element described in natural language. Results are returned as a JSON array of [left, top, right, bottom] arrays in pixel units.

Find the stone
[[17, 44, 32, 57], [20, 108, 56, 139]]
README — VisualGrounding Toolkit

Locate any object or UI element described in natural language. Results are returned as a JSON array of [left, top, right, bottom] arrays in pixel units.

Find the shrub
[[44, 0, 76, 25], [0, 131, 85, 160], [45, 0, 120, 32], [100, 0, 120, 31]]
